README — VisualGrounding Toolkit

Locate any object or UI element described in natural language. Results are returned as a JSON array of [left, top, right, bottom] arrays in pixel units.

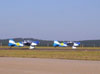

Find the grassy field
[[0, 49, 100, 61]]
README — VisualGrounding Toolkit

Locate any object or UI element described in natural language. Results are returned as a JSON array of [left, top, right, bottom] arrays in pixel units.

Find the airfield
[[0, 46, 100, 60], [0, 47, 100, 74]]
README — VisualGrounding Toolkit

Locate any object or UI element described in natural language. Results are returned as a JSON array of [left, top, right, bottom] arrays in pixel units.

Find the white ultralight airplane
[[8, 39, 39, 49], [53, 40, 80, 49]]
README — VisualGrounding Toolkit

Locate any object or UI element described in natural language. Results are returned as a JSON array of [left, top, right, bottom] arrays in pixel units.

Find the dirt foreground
[[0, 57, 100, 74]]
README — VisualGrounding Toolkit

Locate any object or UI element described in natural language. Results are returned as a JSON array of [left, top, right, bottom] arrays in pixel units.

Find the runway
[[0, 57, 100, 74], [0, 48, 100, 51]]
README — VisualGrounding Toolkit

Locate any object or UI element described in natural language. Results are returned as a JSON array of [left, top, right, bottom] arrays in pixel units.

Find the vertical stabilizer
[[54, 40, 60, 45], [8, 39, 16, 46], [53, 40, 60, 47]]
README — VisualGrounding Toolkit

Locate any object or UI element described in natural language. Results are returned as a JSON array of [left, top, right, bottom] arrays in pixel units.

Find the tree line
[[0, 38, 100, 47]]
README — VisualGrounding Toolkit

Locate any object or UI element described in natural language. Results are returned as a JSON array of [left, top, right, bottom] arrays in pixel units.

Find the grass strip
[[0, 50, 100, 61]]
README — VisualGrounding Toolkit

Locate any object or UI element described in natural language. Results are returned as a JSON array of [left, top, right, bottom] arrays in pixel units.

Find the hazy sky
[[0, 0, 100, 41]]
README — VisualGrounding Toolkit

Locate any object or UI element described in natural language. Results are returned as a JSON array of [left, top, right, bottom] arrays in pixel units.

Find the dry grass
[[0, 49, 100, 61]]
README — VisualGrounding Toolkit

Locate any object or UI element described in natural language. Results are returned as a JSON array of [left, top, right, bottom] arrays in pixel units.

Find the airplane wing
[[53, 40, 67, 47]]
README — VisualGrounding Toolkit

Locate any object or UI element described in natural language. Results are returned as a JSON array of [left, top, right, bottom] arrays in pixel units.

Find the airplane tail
[[53, 40, 60, 47], [54, 40, 60, 44], [8, 39, 16, 46]]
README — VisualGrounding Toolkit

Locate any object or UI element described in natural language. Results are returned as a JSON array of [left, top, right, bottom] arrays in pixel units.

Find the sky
[[0, 0, 100, 41]]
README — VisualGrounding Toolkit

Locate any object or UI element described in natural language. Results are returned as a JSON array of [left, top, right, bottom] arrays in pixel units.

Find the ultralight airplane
[[53, 40, 80, 49], [8, 39, 39, 49]]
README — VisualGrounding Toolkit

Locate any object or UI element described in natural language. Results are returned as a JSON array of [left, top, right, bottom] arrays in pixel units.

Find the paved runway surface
[[0, 57, 100, 74], [0, 48, 100, 51]]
